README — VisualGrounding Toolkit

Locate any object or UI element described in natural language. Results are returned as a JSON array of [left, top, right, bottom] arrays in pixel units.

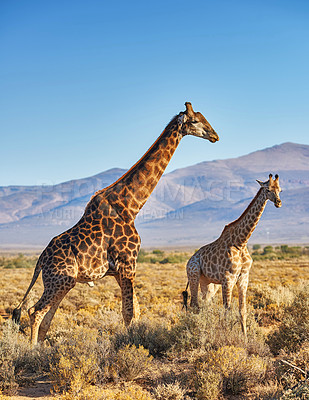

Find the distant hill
[[0, 142, 308, 249]]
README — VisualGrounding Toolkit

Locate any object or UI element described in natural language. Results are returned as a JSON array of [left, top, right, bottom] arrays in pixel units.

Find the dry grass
[[0, 248, 309, 399]]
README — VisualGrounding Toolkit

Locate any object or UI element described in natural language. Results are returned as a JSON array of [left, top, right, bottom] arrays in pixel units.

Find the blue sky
[[1, 0, 308, 186]]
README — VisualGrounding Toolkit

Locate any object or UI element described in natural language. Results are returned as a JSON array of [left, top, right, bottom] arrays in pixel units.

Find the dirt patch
[[9, 377, 53, 400]]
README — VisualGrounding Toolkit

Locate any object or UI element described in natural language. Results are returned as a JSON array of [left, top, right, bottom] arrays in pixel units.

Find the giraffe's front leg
[[237, 272, 249, 337], [116, 266, 140, 326]]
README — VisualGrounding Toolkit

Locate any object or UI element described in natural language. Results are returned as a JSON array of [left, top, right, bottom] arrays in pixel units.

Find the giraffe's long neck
[[104, 117, 182, 220], [223, 188, 268, 247]]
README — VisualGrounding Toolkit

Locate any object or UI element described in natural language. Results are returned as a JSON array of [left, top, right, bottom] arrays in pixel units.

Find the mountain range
[[0, 142, 308, 250]]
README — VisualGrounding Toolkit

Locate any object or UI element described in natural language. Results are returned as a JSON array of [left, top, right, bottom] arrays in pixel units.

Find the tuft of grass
[[1, 249, 309, 399], [112, 344, 153, 382], [249, 284, 295, 326], [279, 382, 309, 400], [193, 346, 267, 397], [267, 284, 309, 354], [169, 298, 269, 357], [152, 382, 185, 400], [49, 327, 101, 395], [194, 369, 222, 400], [102, 385, 155, 400], [0, 320, 50, 395], [114, 318, 172, 358], [273, 341, 309, 391]]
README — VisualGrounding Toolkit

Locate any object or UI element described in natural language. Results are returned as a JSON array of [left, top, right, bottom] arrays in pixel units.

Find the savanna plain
[[0, 245, 309, 400]]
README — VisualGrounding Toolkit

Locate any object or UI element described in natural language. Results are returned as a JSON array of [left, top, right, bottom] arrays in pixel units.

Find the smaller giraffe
[[184, 174, 282, 336]]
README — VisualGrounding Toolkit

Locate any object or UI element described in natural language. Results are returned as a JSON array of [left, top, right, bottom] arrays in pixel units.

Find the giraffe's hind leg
[[28, 277, 75, 346], [186, 259, 201, 308], [200, 277, 220, 302], [37, 296, 66, 343]]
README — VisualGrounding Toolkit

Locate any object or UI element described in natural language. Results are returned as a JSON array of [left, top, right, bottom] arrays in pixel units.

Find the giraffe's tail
[[12, 257, 43, 325], [182, 282, 189, 311]]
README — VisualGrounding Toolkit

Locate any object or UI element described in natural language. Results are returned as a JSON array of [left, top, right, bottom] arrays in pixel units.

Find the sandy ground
[[8, 378, 53, 400]]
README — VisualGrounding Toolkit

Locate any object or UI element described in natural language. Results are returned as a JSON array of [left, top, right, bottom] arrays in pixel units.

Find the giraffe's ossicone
[[185, 174, 282, 337], [12, 102, 219, 346]]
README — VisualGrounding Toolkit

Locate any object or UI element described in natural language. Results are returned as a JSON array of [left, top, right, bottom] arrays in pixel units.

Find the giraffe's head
[[178, 102, 219, 143], [257, 174, 282, 208]]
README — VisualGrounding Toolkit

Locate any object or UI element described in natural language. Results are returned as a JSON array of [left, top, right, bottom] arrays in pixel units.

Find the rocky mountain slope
[[0, 142, 308, 248]]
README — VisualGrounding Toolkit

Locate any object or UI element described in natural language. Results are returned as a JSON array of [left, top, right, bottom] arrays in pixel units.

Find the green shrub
[[263, 246, 274, 254], [280, 246, 302, 256], [137, 249, 149, 263], [152, 249, 164, 256], [159, 254, 187, 264], [0, 254, 38, 269], [252, 245, 305, 260], [280, 245, 289, 253], [136, 249, 187, 264]]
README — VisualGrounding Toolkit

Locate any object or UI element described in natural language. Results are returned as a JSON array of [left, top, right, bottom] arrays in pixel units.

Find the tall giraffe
[[184, 174, 282, 336], [13, 102, 219, 345]]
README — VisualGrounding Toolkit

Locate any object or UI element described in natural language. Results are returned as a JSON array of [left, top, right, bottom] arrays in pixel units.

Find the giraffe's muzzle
[[209, 132, 219, 143], [275, 200, 282, 208]]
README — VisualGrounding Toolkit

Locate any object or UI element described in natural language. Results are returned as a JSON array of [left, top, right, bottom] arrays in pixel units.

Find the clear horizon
[[1, 1, 309, 186]]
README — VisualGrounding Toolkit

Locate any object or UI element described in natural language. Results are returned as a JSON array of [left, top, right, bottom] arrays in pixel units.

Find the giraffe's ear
[[256, 180, 264, 187]]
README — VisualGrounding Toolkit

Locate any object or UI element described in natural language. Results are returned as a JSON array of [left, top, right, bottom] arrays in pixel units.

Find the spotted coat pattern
[[186, 174, 282, 336], [13, 102, 219, 345]]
